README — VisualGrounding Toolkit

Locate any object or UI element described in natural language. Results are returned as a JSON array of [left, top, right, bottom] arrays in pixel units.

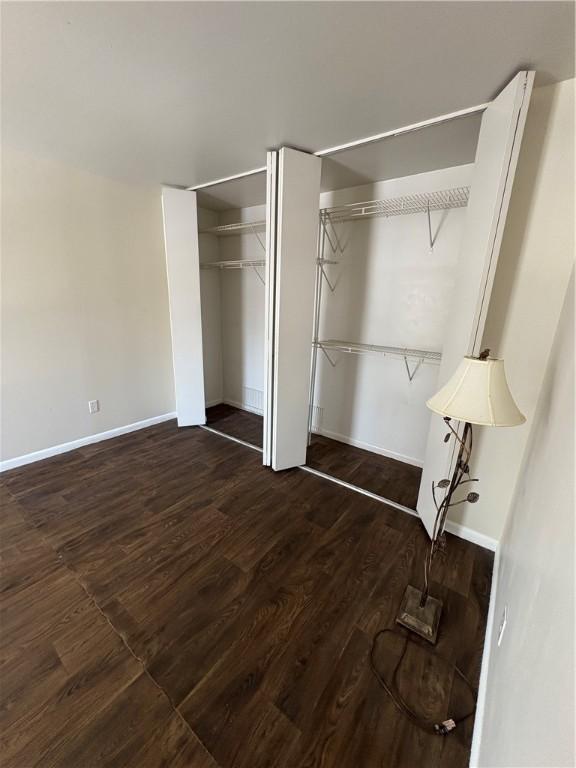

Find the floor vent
[[310, 404, 324, 432], [243, 387, 264, 413]]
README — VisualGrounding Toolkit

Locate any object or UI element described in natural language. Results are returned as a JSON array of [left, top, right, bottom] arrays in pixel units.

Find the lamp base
[[396, 585, 442, 644]]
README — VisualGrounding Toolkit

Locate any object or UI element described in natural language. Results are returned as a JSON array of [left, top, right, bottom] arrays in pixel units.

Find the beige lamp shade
[[427, 356, 526, 426]]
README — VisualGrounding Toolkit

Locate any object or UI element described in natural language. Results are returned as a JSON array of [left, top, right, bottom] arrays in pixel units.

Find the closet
[[302, 71, 534, 537], [162, 71, 533, 541], [161, 147, 321, 468], [196, 172, 267, 451], [305, 130, 478, 510]]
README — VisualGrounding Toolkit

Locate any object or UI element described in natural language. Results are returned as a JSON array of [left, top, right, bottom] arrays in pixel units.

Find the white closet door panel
[[161, 187, 206, 426], [263, 151, 278, 466], [271, 148, 322, 471], [417, 71, 534, 537]]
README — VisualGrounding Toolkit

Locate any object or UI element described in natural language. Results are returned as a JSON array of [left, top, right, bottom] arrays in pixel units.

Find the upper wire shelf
[[199, 221, 266, 236], [315, 339, 441, 363], [321, 187, 470, 223]]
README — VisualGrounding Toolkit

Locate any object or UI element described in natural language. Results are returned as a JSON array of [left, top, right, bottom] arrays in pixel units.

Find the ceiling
[[2, 2, 574, 189]]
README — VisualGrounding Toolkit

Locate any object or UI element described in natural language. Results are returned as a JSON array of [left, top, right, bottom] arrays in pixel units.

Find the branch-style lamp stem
[[420, 420, 473, 608], [396, 348, 525, 644]]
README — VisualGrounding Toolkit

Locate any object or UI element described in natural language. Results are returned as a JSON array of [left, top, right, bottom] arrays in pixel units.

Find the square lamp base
[[396, 585, 442, 644]]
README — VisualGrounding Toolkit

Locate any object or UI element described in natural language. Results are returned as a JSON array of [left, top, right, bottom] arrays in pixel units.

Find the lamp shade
[[427, 356, 526, 426]]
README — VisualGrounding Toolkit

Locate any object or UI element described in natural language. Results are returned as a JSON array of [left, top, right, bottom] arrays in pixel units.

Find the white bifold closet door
[[265, 148, 322, 470], [417, 71, 534, 537], [161, 186, 206, 426]]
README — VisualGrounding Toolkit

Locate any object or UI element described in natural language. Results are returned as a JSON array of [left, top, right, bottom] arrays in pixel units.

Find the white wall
[[313, 165, 473, 466], [1, 147, 175, 461], [476, 270, 574, 768], [220, 205, 266, 412], [450, 78, 575, 540], [198, 207, 224, 406]]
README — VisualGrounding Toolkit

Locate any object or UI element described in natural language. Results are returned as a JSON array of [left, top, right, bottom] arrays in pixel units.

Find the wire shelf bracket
[[404, 356, 423, 382], [320, 214, 345, 255], [426, 202, 434, 253], [318, 261, 337, 293]]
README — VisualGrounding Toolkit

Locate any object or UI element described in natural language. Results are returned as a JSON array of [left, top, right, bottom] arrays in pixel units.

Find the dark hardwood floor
[[206, 403, 422, 509], [0, 420, 493, 768], [306, 435, 422, 510], [206, 403, 263, 448]]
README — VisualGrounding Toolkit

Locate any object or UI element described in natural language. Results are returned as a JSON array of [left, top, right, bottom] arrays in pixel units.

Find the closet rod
[[186, 102, 488, 191], [314, 340, 441, 364]]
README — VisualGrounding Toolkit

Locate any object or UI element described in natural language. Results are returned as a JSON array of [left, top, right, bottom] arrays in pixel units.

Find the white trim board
[[0, 413, 177, 473], [313, 427, 423, 468], [469, 544, 501, 766], [444, 519, 497, 553]]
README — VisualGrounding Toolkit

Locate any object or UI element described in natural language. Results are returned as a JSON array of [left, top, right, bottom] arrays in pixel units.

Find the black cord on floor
[[370, 628, 477, 736]]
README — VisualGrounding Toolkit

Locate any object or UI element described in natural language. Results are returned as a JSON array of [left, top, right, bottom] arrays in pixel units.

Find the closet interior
[[305, 112, 483, 509], [196, 171, 267, 450]]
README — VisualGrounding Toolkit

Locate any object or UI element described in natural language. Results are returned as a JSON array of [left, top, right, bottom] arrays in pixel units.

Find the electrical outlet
[[88, 399, 100, 414], [497, 605, 508, 647]]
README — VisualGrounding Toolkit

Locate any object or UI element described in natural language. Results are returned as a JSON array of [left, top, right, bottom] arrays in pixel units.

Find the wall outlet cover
[[88, 400, 100, 414]]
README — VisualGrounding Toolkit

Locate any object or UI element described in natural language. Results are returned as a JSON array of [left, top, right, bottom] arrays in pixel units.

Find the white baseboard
[[314, 427, 423, 468], [205, 398, 223, 408], [444, 520, 498, 552], [0, 412, 177, 472], [469, 544, 501, 766]]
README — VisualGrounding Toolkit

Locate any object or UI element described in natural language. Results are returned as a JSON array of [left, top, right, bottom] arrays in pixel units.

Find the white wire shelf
[[314, 339, 442, 364], [200, 259, 265, 270], [321, 187, 470, 223], [199, 221, 266, 237]]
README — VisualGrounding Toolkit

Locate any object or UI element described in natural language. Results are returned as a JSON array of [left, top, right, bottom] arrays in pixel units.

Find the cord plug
[[434, 719, 456, 736]]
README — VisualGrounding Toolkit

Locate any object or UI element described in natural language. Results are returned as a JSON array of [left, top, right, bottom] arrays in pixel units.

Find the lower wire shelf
[[200, 259, 265, 270], [314, 339, 442, 364]]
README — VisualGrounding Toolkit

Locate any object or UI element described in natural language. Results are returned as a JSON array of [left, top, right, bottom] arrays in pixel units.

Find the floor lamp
[[397, 349, 526, 644]]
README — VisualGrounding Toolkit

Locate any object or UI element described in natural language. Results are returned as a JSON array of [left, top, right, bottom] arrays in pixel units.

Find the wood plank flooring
[[0, 420, 493, 768], [306, 434, 422, 510], [206, 403, 421, 509], [206, 404, 263, 448]]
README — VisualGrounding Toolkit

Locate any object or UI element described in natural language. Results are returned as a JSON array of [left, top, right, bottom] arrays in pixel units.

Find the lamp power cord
[[370, 628, 477, 736]]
